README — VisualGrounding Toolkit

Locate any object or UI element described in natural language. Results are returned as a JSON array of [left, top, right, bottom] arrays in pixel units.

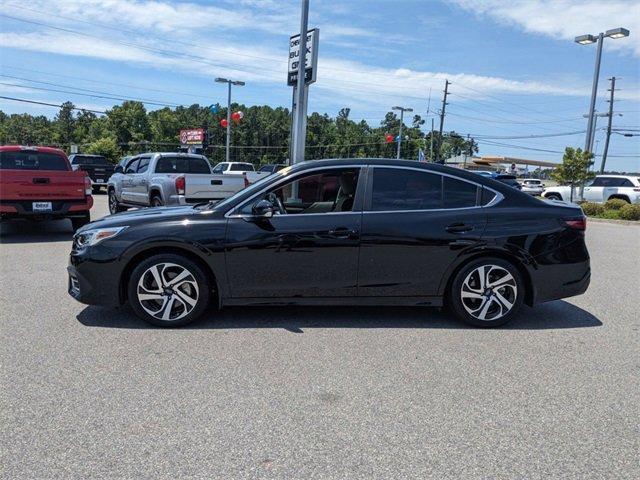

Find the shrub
[[581, 202, 604, 216], [619, 204, 640, 221], [603, 198, 629, 210]]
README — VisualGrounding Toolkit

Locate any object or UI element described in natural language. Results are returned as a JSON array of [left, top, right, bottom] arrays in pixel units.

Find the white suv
[[542, 175, 640, 204], [520, 179, 545, 196]]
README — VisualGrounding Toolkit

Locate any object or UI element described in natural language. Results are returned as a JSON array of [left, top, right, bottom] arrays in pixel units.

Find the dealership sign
[[288, 28, 319, 86], [179, 128, 205, 145]]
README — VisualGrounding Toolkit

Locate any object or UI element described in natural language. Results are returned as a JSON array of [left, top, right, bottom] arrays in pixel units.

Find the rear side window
[[190, 158, 211, 174], [229, 163, 254, 171], [480, 187, 497, 206], [0, 151, 68, 171], [443, 176, 478, 208], [619, 178, 634, 187], [371, 168, 442, 211]]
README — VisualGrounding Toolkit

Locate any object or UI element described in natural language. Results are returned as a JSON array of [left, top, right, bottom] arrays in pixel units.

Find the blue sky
[[0, 0, 638, 171]]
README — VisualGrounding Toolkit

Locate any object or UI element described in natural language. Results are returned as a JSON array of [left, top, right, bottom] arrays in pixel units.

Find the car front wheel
[[108, 190, 126, 214], [448, 258, 524, 327], [127, 254, 211, 327]]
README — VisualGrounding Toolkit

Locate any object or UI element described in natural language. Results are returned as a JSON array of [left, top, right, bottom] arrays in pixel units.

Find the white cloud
[[448, 0, 640, 56]]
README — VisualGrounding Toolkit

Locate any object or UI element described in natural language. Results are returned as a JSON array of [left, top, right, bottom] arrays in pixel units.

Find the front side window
[[137, 157, 150, 173], [371, 168, 442, 211], [591, 177, 613, 187], [211, 163, 227, 174], [124, 158, 139, 174], [241, 168, 360, 215]]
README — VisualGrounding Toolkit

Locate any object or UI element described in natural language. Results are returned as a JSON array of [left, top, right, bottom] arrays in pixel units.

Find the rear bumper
[[0, 197, 93, 219], [530, 261, 591, 305]]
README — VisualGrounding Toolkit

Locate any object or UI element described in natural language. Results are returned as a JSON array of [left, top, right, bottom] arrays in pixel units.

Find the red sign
[[180, 128, 205, 145]]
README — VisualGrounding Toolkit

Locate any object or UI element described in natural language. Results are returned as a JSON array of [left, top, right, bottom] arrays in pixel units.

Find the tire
[[150, 194, 163, 207], [71, 213, 90, 231], [448, 257, 524, 328], [108, 189, 126, 214], [545, 193, 562, 201], [127, 254, 210, 327]]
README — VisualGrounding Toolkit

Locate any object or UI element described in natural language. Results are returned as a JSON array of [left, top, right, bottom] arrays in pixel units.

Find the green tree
[[84, 136, 121, 163], [55, 101, 76, 147], [106, 101, 150, 150], [552, 147, 595, 201]]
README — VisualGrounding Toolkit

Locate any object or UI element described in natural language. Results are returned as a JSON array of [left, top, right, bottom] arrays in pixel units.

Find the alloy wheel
[[460, 264, 517, 322], [136, 262, 199, 321], [109, 192, 118, 213]]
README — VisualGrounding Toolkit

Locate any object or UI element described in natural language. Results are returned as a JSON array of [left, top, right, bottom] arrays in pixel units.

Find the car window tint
[[0, 151, 68, 170], [242, 168, 360, 215], [190, 158, 211, 174], [443, 176, 478, 208], [155, 157, 190, 173], [480, 187, 497, 206], [137, 157, 150, 173], [619, 178, 633, 187], [591, 177, 612, 187], [230, 163, 253, 171], [125, 159, 139, 174], [371, 168, 442, 211]]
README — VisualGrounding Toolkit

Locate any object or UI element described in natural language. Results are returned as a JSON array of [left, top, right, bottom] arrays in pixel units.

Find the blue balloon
[[210, 105, 218, 114], [395, 135, 401, 141]]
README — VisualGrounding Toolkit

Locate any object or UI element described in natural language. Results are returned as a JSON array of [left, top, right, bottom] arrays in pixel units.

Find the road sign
[[180, 128, 205, 145], [288, 28, 319, 86]]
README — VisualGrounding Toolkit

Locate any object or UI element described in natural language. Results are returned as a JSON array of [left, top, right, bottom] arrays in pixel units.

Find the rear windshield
[[0, 151, 68, 171], [155, 156, 211, 174], [72, 155, 108, 165], [229, 163, 254, 171]]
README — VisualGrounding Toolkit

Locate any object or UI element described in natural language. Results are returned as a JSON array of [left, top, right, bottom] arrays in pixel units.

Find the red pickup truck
[[0, 146, 93, 230]]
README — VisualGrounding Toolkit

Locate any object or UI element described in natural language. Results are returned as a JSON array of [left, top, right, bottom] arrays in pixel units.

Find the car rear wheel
[[108, 189, 126, 214], [71, 213, 90, 231], [151, 195, 163, 207], [448, 258, 524, 328], [545, 193, 562, 201], [128, 254, 210, 327]]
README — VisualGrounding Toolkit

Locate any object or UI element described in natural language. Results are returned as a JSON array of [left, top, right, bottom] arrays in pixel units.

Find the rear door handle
[[446, 223, 474, 233], [328, 228, 359, 239]]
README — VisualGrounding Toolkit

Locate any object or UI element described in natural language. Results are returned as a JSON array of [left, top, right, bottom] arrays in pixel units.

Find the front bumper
[[67, 251, 123, 307]]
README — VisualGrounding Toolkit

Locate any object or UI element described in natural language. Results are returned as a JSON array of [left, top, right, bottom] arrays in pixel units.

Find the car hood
[[79, 205, 221, 231]]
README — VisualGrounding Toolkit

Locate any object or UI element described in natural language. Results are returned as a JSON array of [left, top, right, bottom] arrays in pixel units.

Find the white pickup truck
[[107, 153, 248, 214], [542, 175, 640, 204], [211, 162, 271, 184]]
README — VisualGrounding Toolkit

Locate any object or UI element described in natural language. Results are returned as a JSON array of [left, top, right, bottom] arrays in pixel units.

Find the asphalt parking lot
[[1, 194, 639, 479]]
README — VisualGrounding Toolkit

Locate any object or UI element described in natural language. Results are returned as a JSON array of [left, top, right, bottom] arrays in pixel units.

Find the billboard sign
[[180, 128, 205, 145], [288, 28, 319, 86]]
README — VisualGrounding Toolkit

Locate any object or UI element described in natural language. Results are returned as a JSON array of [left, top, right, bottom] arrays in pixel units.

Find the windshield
[[0, 151, 68, 170], [212, 165, 293, 211]]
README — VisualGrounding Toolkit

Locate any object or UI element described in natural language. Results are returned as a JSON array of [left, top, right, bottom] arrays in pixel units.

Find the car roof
[[596, 174, 638, 178], [0, 145, 67, 156]]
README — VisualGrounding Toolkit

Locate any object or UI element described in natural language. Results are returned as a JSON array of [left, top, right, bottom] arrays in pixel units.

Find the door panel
[[225, 213, 361, 298], [358, 209, 486, 296]]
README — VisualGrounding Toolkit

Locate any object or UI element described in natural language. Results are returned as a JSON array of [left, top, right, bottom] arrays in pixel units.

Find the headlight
[[74, 226, 128, 248]]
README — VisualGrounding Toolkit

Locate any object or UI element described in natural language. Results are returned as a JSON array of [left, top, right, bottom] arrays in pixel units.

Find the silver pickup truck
[[107, 152, 246, 214]]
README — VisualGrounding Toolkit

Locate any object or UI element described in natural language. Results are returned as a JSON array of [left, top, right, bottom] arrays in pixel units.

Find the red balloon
[[231, 111, 241, 122], [385, 134, 394, 144], [220, 118, 228, 128]]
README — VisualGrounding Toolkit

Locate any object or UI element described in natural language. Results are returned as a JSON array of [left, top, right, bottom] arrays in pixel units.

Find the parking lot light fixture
[[215, 78, 245, 162], [605, 27, 629, 39], [574, 34, 596, 45]]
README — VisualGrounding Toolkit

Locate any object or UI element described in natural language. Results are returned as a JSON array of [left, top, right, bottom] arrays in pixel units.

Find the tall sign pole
[[288, 1, 318, 164]]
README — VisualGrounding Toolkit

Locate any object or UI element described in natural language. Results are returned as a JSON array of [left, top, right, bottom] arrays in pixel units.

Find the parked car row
[[542, 175, 640, 204]]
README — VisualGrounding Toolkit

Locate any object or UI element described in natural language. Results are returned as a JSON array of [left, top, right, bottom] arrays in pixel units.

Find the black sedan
[[68, 159, 590, 328]]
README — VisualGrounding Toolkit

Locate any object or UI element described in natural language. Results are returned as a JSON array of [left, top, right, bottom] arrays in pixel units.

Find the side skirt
[[222, 296, 443, 307]]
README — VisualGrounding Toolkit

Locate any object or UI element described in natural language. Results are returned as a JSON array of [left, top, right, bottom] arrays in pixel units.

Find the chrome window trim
[[368, 165, 503, 212], [224, 164, 364, 218]]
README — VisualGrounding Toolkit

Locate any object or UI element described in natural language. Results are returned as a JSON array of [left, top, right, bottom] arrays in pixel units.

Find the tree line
[[0, 101, 478, 165]]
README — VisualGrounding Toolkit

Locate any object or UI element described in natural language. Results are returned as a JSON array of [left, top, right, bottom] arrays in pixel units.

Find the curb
[[586, 217, 640, 226]]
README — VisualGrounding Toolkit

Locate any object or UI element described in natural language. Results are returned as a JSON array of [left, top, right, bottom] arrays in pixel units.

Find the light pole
[[215, 77, 245, 162], [575, 27, 629, 153], [392, 106, 413, 159]]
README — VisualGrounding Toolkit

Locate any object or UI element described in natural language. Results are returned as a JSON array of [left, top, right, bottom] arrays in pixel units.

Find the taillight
[[175, 176, 185, 195], [84, 176, 92, 196], [565, 217, 586, 231]]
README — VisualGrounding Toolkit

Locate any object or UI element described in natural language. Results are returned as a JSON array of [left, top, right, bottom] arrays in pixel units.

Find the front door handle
[[446, 223, 474, 233], [328, 228, 359, 239]]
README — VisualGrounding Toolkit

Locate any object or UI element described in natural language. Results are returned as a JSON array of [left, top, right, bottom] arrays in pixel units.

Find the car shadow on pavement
[[76, 300, 602, 331], [0, 220, 74, 244]]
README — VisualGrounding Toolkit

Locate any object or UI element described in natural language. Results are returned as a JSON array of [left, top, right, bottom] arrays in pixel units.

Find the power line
[[0, 95, 106, 114]]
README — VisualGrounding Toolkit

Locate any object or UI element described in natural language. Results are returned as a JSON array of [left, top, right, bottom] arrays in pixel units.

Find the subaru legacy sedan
[[68, 159, 590, 328]]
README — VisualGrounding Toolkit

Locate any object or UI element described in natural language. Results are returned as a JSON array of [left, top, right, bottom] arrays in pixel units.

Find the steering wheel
[[266, 192, 287, 215]]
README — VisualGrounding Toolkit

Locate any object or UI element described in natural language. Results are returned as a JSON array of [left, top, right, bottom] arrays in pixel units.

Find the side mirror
[[252, 199, 274, 218], [114, 165, 124, 174]]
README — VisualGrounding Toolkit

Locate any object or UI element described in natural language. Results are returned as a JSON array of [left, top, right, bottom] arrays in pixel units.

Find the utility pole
[[392, 106, 413, 159], [291, 0, 310, 164], [600, 76, 616, 173], [437, 79, 450, 163], [429, 118, 434, 162]]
